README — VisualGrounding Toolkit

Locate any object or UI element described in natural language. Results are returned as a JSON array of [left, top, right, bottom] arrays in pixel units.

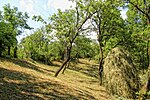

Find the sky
[[0, 0, 127, 41], [0, 0, 75, 41]]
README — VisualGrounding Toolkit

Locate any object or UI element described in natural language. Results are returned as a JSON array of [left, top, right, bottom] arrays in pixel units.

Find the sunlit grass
[[0, 57, 111, 100]]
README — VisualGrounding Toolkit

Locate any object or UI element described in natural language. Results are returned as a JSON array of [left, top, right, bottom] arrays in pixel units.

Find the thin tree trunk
[[62, 63, 67, 74], [13, 46, 18, 58], [61, 51, 65, 61], [55, 47, 71, 77], [0, 51, 2, 57], [8, 46, 11, 56], [55, 56, 70, 77], [62, 61, 70, 74], [97, 13, 103, 85], [98, 41, 103, 85], [147, 40, 150, 67]]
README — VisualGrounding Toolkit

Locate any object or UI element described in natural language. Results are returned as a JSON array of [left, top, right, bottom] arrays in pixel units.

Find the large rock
[[103, 47, 140, 99]]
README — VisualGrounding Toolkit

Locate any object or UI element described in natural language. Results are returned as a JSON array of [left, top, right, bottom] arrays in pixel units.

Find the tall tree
[[0, 21, 15, 56], [50, 1, 98, 77], [124, 0, 150, 67], [3, 4, 31, 58], [89, 0, 125, 84], [121, 0, 150, 98]]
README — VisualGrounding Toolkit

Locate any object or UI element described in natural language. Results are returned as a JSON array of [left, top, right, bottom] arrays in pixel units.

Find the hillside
[[0, 58, 111, 100]]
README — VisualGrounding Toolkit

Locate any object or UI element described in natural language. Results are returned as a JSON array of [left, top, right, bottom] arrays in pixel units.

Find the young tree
[[50, 1, 98, 77], [89, 0, 125, 84]]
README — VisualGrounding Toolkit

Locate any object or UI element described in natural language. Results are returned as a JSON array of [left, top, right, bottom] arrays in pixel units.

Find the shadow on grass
[[0, 67, 43, 99], [0, 67, 96, 100], [68, 64, 99, 79], [0, 57, 56, 75]]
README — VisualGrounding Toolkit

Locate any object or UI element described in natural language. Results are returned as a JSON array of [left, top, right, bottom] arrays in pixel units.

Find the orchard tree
[[3, 4, 31, 58], [20, 28, 53, 64], [50, 0, 98, 77], [0, 21, 15, 56], [87, 0, 125, 84], [72, 35, 96, 59], [121, 0, 150, 98]]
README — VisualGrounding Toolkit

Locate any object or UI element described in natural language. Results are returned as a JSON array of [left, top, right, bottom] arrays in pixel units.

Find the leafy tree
[[49, 0, 98, 77], [0, 21, 15, 56], [120, 0, 150, 98], [87, 0, 125, 84], [72, 35, 96, 59], [20, 28, 53, 64], [2, 4, 31, 58]]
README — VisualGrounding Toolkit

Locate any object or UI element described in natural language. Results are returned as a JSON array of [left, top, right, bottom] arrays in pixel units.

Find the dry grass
[[0, 57, 111, 100], [103, 47, 140, 99]]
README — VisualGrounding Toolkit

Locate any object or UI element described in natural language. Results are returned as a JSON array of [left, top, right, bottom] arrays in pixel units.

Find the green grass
[[0, 57, 112, 100]]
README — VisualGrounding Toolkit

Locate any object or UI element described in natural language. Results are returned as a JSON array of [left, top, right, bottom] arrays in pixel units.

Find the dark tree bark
[[98, 41, 103, 85], [61, 51, 65, 61], [13, 46, 18, 58], [8, 46, 11, 56], [0, 51, 2, 57], [55, 50, 71, 77], [96, 12, 104, 85], [55, 46, 71, 77], [62, 61, 70, 74]]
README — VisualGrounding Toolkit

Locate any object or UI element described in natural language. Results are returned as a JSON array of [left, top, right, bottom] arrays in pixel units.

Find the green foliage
[[2, 0, 150, 99], [72, 35, 98, 59], [0, 21, 15, 56], [0, 4, 31, 58], [124, 0, 150, 69], [3, 4, 31, 32], [20, 28, 52, 63]]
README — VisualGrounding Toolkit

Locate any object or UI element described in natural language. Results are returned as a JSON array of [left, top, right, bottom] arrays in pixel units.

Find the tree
[[2, 4, 31, 58], [123, 0, 150, 68], [72, 35, 95, 59], [20, 28, 54, 64], [50, 0, 98, 77], [121, 0, 150, 98], [0, 21, 15, 56], [88, 0, 125, 84]]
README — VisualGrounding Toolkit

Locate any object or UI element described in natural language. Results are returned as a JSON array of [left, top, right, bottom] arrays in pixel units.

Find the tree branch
[[129, 0, 150, 21]]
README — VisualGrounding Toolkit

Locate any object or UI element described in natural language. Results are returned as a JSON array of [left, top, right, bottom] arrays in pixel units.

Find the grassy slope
[[0, 58, 111, 100]]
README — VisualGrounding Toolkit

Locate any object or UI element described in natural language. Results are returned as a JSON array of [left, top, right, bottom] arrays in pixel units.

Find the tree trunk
[[55, 47, 71, 77], [13, 46, 18, 58], [0, 43, 2, 57], [0, 50, 2, 57], [62, 61, 70, 74], [8, 46, 11, 56], [55, 56, 70, 77], [147, 40, 150, 67], [61, 51, 65, 61], [99, 42, 103, 85]]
